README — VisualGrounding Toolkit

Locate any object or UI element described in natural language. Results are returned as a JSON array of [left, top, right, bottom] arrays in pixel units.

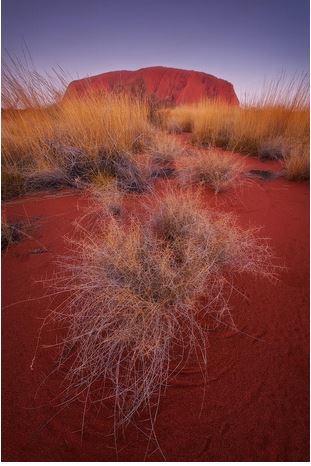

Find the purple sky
[[2, 0, 309, 100]]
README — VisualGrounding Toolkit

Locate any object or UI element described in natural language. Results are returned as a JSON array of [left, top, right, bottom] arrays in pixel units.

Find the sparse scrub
[[190, 102, 309, 158], [47, 190, 275, 428], [180, 150, 244, 193]]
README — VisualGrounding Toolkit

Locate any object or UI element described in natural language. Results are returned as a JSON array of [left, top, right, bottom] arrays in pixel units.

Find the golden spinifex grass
[[284, 143, 310, 181], [147, 131, 187, 166], [179, 149, 244, 193], [2, 93, 151, 172], [48, 190, 275, 428], [160, 76, 310, 179], [2, 58, 152, 197]]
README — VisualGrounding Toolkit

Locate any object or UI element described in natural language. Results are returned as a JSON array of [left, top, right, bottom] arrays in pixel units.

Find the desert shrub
[[148, 132, 187, 166], [99, 151, 149, 193], [258, 137, 290, 160], [284, 143, 310, 181], [46, 190, 275, 429], [2, 93, 151, 169], [2, 95, 151, 196], [24, 168, 71, 191], [180, 150, 244, 193]]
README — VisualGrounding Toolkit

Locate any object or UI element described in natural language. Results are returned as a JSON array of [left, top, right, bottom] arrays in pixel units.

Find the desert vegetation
[[1, 58, 307, 441], [2, 93, 151, 197], [3, 60, 309, 203], [45, 189, 275, 428], [179, 149, 244, 193], [160, 76, 310, 180]]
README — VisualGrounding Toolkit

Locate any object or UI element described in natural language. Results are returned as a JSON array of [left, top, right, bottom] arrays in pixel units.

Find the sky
[[2, 0, 310, 101]]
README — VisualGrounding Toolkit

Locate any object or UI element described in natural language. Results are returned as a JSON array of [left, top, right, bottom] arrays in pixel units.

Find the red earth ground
[[64, 66, 239, 106], [2, 148, 309, 461]]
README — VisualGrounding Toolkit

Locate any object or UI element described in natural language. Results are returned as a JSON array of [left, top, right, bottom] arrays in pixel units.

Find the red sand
[[2, 158, 309, 461], [64, 66, 239, 106]]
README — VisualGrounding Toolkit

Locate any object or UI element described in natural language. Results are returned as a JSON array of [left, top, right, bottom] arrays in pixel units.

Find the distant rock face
[[64, 66, 239, 106]]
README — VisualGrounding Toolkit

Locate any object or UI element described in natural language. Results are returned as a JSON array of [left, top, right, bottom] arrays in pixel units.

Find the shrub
[[148, 132, 187, 166], [180, 150, 244, 193], [47, 190, 275, 428]]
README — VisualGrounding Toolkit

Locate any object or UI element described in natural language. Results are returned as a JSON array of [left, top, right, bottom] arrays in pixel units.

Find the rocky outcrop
[[64, 66, 239, 105]]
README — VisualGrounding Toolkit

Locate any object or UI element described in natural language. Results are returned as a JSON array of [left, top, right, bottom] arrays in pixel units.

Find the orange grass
[[160, 76, 309, 179]]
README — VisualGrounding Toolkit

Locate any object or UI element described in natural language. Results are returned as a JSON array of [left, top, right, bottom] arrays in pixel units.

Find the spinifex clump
[[49, 190, 275, 427]]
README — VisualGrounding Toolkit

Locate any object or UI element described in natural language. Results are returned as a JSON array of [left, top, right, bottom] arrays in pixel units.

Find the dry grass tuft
[[158, 106, 194, 133], [180, 150, 244, 193], [99, 151, 150, 193], [284, 144, 310, 181], [148, 132, 187, 166], [46, 190, 275, 429]]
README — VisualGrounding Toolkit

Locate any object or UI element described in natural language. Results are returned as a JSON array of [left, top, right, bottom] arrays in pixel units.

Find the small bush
[[100, 151, 149, 193], [148, 132, 187, 166], [258, 137, 290, 160], [48, 190, 275, 428], [180, 150, 244, 193]]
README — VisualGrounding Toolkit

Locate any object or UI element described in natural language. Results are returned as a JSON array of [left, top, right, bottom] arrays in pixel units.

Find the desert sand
[[2, 143, 309, 461]]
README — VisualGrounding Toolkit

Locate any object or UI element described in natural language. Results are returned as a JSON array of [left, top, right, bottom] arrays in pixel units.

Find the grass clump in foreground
[[48, 190, 275, 430]]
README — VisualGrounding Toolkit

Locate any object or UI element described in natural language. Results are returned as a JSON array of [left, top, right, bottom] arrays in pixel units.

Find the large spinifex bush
[[2, 58, 152, 197], [49, 190, 275, 427], [2, 93, 151, 170]]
